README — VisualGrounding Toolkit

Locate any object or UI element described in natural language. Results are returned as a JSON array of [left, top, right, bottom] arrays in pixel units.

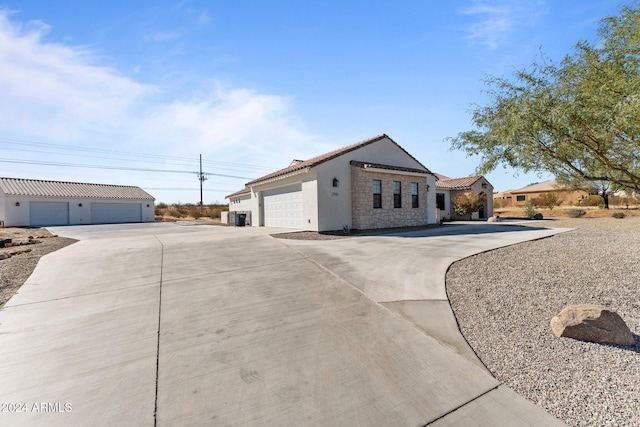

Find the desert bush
[[523, 202, 537, 218], [613, 212, 625, 219], [531, 192, 563, 210], [453, 191, 486, 217], [188, 205, 202, 219], [166, 205, 183, 218], [580, 195, 604, 207], [567, 209, 586, 218]]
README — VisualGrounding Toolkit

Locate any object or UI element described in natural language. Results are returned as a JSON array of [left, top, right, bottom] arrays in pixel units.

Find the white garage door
[[30, 202, 70, 226], [263, 185, 303, 228], [91, 203, 142, 224]]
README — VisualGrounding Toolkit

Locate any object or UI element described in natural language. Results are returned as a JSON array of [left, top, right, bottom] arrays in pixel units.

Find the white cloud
[[137, 85, 318, 167], [459, 0, 547, 49], [0, 10, 318, 194], [0, 11, 151, 141]]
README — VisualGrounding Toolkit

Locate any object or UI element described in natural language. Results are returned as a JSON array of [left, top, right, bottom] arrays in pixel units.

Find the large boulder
[[551, 304, 635, 346]]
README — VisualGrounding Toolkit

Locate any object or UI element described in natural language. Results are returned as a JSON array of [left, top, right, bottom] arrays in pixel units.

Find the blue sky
[[0, 1, 623, 204]]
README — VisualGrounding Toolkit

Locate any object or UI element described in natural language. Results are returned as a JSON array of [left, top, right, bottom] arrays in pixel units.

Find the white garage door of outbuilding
[[263, 184, 303, 229], [30, 201, 70, 226], [91, 203, 142, 224]]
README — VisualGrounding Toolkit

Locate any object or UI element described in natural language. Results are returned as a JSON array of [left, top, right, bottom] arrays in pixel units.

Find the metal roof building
[[0, 178, 155, 227]]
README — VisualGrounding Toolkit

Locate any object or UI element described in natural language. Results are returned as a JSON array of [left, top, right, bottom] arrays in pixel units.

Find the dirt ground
[[494, 205, 640, 219]]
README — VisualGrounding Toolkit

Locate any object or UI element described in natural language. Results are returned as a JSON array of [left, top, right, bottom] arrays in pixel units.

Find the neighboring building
[[435, 174, 494, 220], [494, 180, 589, 207], [225, 134, 439, 231], [0, 177, 155, 227]]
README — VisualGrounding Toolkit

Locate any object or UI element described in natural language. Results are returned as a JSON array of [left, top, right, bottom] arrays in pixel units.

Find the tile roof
[[434, 173, 452, 181], [226, 187, 251, 199], [511, 180, 562, 193], [246, 134, 432, 186], [0, 177, 155, 200], [350, 161, 432, 175], [435, 176, 483, 190]]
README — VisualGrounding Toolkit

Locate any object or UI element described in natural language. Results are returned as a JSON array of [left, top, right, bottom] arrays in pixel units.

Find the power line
[[0, 137, 278, 172], [0, 158, 255, 180]]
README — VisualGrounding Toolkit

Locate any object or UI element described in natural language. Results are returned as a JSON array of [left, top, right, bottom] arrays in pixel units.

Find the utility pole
[[197, 154, 208, 214]]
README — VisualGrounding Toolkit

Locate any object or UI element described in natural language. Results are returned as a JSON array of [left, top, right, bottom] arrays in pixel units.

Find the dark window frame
[[411, 182, 419, 208], [373, 179, 382, 209], [393, 181, 402, 208], [516, 195, 526, 202]]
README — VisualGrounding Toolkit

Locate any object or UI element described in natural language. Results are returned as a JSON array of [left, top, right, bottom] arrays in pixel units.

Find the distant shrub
[[580, 195, 604, 207], [188, 205, 202, 219], [613, 212, 625, 219], [567, 209, 586, 218], [531, 192, 563, 210], [523, 202, 537, 218], [166, 206, 184, 218]]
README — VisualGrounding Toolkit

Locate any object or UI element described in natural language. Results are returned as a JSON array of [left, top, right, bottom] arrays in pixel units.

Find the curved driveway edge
[[0, 222, 568, 426]]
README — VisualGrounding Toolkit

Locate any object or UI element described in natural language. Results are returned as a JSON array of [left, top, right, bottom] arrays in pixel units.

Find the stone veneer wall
[[351, 166, 428, 230]]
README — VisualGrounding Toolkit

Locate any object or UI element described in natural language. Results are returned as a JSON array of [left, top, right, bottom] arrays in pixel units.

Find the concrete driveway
[[0, 222, 568, 426]]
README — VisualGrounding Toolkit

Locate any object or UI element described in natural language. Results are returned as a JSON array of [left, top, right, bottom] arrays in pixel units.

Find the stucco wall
[[350, 166, 429, 230], [228, 194, 252, 213], [0, 196, 154, 227], [0, 192, 5, 227], [507, 190, 588, 207], [315, 159, 352, 231]]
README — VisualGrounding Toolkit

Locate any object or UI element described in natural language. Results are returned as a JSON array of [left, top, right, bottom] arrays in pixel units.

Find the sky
[[0, 0, 625, 204]]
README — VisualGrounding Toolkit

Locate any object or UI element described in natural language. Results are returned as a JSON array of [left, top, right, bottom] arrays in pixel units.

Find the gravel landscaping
[[447, 218, 640, 427], [0, 228, 76, 307]]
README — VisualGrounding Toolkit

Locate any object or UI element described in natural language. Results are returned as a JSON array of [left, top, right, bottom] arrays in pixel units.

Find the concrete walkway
[[0, 222, 569, 426]]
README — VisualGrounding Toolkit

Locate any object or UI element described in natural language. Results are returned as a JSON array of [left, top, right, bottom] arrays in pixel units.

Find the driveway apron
[[0, 223, 567, 426]]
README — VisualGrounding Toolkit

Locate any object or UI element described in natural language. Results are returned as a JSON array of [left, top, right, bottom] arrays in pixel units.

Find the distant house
[[494, 180, 589, 208], [226, 134, 439, 231], [0, 177, 155, 227], [435, 174, 494, 220]]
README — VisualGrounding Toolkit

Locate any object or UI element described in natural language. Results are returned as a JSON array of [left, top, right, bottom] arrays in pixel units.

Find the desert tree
[[449, 3, 640, 194], [452, 191, 486, 218]]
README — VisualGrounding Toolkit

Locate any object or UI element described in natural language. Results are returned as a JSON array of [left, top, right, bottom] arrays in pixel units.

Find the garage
[[0, 177, 155, 227], [91, 203, 142, 224], [30, 201, 70, 226], [263, 185, 303, 228]]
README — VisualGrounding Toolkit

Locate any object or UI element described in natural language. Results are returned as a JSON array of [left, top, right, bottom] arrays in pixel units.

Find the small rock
[[0, 253, 11, 260], [551, 304, 635, 346]]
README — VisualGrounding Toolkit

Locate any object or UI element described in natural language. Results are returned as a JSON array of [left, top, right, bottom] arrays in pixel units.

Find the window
[[373, 179, 382, 208], [516, 195, 526, 202], [411, 182, 419, 208], [436, 193, 445, 210], [393, 181, 401, 208]]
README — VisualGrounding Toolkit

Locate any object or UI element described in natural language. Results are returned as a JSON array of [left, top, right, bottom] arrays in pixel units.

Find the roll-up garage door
[[91, 203, 142, 224], [263, 184, 303, 228], [30, 202, 70, 226]]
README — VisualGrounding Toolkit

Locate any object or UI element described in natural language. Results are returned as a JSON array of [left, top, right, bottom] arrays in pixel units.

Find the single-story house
[[226, 134, 439, 231], [494, 180, 589, 208], [0, 177, 155, 227], [434, 174, 494, 220]]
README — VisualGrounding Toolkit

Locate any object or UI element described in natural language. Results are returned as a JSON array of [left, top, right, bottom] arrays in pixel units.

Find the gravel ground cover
[[0, 228, 76, 307], [447, 218, 640, 427]]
